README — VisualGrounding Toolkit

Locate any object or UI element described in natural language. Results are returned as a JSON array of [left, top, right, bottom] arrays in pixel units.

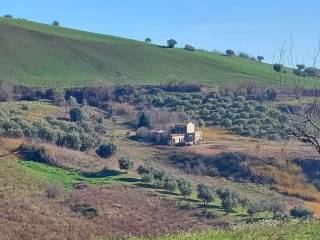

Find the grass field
[[128, 221, 320, 240], [0, 17, 310, 87]]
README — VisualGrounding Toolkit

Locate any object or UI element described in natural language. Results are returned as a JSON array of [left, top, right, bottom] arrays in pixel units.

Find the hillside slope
[[0, 18, 292, 87]]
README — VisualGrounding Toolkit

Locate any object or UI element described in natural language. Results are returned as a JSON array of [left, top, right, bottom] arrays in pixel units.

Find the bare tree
[[0, 79, 13, 101], [144, 108, 189, 131], [270, 40, 320, 154]]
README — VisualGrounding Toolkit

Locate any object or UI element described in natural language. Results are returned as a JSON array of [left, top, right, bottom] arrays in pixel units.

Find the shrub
[[196, 183, 214, 206], [167, 39, 177, 48], [264, 198, 285, 216], [305, 67, 320, 77], [184, 44, 196, 51], [238, 52, 251, 59], [64, 132, 82, 150], [4, 14, 13, 18], [163, 177, 177, 192], [177, 179, 192, 199], [50, 88, 65, 106], [257, 56, 264, 62], [52, 20, 60, 26], [118, 155, 134, 172], [296, 64, 305, 70], [68, 96, 79, 107], [7, 127, 24, 138], [38, 126, 57, 143], [145, 37, 152, 43], [141, 173, 154, 183], [223, 118, 232, 128], [45, 184, 62, 199], [96, 142, 117, 158], [247, 203, 260, 218], [226, 49, 235, 56], [69, 108, 87, 122], [198, 119, 205, 128], [138, 112, 150, 127], [273, 64, 282, 72], [80, 133, 96, 151], [221, 195, 238, 214], [71, 203, 98, 219], [216, 188, 239, 213], [290, 206, 314, 219]]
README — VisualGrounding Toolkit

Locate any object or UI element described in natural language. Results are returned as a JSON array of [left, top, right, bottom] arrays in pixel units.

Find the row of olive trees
[[226, 49, 264, 62], [144, 37, 195, 51]]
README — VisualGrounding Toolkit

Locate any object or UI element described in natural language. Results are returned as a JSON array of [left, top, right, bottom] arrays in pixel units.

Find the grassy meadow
[[127, 221, 320, 240], [0, 17, 312, 87]]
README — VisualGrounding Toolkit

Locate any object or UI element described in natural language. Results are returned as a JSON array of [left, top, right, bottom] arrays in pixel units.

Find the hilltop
[[0, 17, 297, 87]]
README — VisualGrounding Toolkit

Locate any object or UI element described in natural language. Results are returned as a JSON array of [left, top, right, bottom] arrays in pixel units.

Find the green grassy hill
[[0, 17, 300, 87]]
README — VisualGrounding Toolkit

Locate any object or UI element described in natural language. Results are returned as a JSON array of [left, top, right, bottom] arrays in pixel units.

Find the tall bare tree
[[271, 40, 320, 154]]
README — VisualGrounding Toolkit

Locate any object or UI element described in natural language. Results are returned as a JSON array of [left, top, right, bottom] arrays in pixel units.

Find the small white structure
[[168, 122, 202, 145]]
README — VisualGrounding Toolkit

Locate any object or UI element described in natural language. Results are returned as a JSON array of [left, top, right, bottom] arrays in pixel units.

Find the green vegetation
[[0, 106, 106, 150], [19, 160, 133, 188], [142, 90, 289, 140], [129, 221, 320, 240], [0, 17, 310, 87]]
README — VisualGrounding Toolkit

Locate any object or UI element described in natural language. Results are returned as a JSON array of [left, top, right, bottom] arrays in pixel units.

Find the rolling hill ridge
[[0, 17, 288, 87]]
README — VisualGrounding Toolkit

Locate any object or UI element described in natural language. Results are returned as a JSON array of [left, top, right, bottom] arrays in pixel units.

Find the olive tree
[[118, 155, 134, 172], [167, 39, 177, 48], [177, 179, 192, 199], [52, 20, 60, 26], [96, 142, 117, 158], [257, 55, 264, 62], [145, 38, 152, 43], [196, 183, 214, 206]]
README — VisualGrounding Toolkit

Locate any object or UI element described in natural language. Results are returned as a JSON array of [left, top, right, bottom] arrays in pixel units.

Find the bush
[[38, 126, 57, 143], [138, 112, 150, 127], [196, 183, 214, 206], [167, 39, 177, 48], [64, 132, 81, 150], [50, 88, 65, 106], [257, 56, 264, 62], [221, 196, 237, 214], [238, 52, 251, 59], [52, 20, 60, 26], [177, 179, 192, 199], [141, 173, 154, 183], [71, 203, 98, 219], [4, 14, 13, 18], [184, 44, 196, 51], [163, 177, 177, 192], [226, 49, 235, 56], [96, 142, 117, 158], [145, 38, 152, 43], [290, 206, 314, 219], [264, 198, 285, 216], [296, 64, 305, 70], [45, 184, 62, 199], [247, 203, 260, 218], [118, 155, 134, 172], [273, 64, 282, 72], [69, 107, 87, 122], [216, 188, 239, 213]]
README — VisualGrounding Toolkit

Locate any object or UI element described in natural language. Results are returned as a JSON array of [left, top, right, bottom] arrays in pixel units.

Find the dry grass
[[305, 202, 320, 218], [199, 128, 317, 159], [65, 185, 220, 238]]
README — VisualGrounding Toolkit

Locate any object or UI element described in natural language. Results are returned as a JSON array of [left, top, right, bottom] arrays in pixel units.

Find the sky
[[1, 0, 320, 65]]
